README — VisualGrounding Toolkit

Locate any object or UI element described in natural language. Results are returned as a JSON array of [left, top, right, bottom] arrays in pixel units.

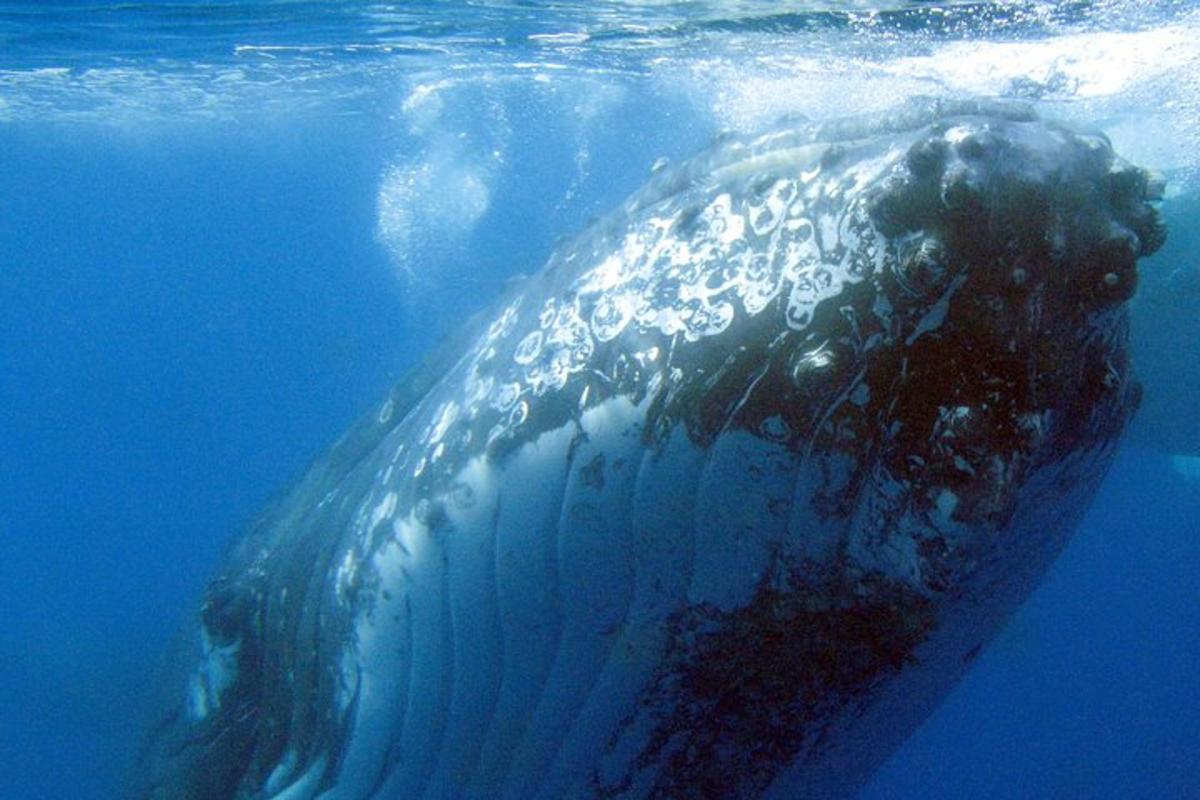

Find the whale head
[[847, 110, 1164, 592]]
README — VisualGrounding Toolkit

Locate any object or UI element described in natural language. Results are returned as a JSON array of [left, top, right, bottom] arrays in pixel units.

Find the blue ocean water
[[0, 2, 1197, 798]]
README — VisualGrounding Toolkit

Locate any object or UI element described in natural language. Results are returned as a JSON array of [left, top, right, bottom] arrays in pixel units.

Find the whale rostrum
[[132, 99, 1165, 800]]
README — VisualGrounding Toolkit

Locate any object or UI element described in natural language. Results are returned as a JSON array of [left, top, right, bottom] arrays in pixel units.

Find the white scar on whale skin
[[186, 628, 240, 722]]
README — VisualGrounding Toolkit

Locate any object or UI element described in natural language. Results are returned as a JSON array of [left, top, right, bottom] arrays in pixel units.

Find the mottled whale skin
[[132, 99, 1164, 800]]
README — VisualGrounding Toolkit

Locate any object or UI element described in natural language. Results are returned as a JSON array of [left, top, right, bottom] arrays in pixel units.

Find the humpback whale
[[131, 99, 1165, 800]]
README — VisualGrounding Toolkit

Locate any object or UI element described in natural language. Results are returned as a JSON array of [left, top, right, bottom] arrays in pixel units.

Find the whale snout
[[869, 116, 1165, 322], [861, 113, 1162, 579]]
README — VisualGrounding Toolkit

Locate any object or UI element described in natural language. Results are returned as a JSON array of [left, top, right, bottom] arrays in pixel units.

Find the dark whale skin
[[130, 99, 1164, 800]]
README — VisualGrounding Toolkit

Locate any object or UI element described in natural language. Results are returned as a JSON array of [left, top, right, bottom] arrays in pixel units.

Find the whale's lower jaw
[[179, 395, 1109, 800], [761, 445, 1115, 800]]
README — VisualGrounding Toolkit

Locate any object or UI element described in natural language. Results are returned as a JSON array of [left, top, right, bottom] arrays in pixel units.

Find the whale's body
[[132, 100, 1164, 800]]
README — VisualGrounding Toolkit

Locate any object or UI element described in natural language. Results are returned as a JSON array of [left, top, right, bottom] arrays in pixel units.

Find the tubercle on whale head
[[867, 118, 1165, 309], [856, 115, 1164, 584]]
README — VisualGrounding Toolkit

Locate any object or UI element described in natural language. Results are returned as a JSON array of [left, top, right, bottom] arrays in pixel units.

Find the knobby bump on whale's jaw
[[856, 115, 1164, 588], [128, 101, 1165, 800]]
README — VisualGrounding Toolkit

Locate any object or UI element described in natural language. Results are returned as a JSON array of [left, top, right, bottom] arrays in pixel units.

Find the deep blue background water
[[1, 3, 1198, 799], [0, 119, 408, 797]]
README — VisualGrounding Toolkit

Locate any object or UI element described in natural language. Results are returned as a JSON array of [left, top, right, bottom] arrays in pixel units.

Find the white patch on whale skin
[[572, 425, 707, 796], [536, 406, 706, 800], [590, 291, 636, 342], [330, 503, 442, 797], [519, 301, 594, 395], [369, 490, 398, 530], [264, 755, 326, 800], [549, 158, 885, 366], [186, 627, 241, 721], [264, 748, 298, 796], [425, 401, 460, 445], [334, 548, 359, 606], [340, 507, 446, 800], [378, 398, 395, 425], [934, 488, 960, 526]]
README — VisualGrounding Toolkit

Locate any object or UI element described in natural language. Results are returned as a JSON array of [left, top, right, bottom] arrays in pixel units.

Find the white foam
[[656, 52, 921, 135], [888, 25, 1197, 101], [653, 11, 1200, 186]]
